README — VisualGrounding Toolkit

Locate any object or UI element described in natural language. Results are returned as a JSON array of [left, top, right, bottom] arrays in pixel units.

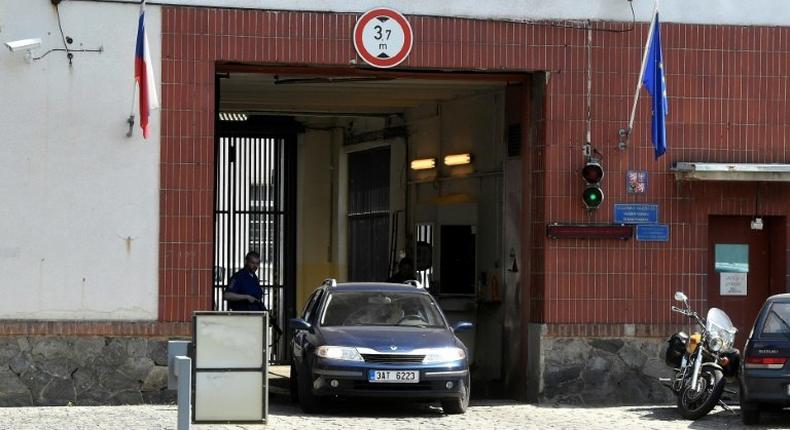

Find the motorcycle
[[661, 291, 741, 420]]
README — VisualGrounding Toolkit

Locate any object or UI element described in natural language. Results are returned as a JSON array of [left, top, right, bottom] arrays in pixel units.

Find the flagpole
[[621, 0, 659, 148]]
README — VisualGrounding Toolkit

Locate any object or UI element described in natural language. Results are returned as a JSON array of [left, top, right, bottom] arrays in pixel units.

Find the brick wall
[[160, 7, 790, 325]]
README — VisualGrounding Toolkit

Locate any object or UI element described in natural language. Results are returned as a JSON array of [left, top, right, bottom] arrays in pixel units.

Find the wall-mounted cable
[[32, 47, 103, 61], [47, 1, 104, 65]]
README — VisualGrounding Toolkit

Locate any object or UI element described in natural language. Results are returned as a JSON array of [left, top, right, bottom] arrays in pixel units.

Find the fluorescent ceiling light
[[219, 112, 248, 121], [410, 158, 436, 170], [444, 153, 472, 166]]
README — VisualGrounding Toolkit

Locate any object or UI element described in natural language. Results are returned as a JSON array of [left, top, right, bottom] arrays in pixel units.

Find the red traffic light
[[582, 162, 604, 184]]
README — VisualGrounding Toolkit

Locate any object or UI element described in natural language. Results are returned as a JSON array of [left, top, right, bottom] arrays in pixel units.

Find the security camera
[[5, 38, 42, 53], [750, 217, 764, 231]]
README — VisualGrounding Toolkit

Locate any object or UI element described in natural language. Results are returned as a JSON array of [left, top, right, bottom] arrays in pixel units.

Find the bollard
[[167, 341, 190, 390], [175, 355, 192, 430]]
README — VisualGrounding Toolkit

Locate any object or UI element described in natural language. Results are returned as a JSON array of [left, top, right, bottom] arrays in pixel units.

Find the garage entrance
[[213, 66, 536, 391]]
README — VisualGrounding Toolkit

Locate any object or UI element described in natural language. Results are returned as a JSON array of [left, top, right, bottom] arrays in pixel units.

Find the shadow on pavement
[[269, 392, 448, 418], [627, 405, 790, 429]]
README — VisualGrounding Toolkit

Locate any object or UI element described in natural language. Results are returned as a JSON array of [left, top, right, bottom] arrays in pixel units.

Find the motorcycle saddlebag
[[665, 331, 688, 368]]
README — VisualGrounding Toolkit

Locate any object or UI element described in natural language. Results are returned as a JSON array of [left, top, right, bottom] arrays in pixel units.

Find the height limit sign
[[353, 8, 413, 68]]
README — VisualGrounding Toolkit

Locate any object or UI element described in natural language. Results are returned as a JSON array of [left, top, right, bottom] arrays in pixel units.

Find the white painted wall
[[0, 1, 161, 319], [79, 0, 790, 26]]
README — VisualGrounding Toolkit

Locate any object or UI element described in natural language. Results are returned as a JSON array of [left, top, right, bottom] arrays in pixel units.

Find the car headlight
[[709, 336, 724, 352], [316, 346, 363, 361], [421, 347, 466, 364]]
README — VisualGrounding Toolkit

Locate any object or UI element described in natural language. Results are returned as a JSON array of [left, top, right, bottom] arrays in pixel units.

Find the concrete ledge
[[0, 321, 191, 337], [543, 323, 690, 338]]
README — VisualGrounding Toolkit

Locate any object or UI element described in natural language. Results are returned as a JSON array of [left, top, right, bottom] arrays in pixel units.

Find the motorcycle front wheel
[[677, 368, 725, 420]]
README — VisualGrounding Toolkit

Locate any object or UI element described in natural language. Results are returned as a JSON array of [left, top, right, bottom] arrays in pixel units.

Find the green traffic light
[[582, 186, 604, 209]]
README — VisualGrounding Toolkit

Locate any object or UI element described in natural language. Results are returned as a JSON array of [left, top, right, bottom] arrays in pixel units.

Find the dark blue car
[[289, 280, 473, 414], [740, 293, 790, 425]]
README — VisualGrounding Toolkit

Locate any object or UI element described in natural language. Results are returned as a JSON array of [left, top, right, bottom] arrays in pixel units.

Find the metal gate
[[213, 126, 296, 363], [347, 147, 391, 282]]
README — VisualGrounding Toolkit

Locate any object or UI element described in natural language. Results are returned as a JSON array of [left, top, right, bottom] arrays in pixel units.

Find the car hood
[[319, 326, 458, 352]]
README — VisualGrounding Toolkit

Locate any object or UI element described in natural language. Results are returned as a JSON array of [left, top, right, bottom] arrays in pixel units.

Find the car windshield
[[761, 303, 790, 337], [320, 291, 445, 328]]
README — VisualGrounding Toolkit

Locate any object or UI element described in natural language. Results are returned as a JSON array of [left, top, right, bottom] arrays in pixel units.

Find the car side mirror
[[289, 318, 311, 331], [674, 291, 688, 303], [452, 321, 473, 333]]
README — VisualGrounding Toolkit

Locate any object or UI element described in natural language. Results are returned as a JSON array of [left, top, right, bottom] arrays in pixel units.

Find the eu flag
[[642, 13, 668, 158]]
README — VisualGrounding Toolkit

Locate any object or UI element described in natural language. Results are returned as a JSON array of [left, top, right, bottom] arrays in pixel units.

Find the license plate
[[368, 370, 419, 383]]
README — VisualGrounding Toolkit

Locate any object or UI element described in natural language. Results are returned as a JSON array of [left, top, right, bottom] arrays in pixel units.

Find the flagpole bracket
[[618, 127, 631, 150], [126, 115, 135, 138]]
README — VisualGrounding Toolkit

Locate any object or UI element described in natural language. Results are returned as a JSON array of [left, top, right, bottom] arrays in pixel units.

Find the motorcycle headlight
[[709, 336, 724, 352], [316, 346, 363, 361], [421, 347, 466, 364]]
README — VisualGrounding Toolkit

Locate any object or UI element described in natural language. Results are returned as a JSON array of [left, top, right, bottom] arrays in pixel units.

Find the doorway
[[347, 146, 392, 282], [212, 116, 298, 363], [707, 216, 786, 348]]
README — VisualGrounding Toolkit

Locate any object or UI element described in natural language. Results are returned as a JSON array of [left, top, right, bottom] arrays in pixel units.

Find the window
[[761, 303, 790, 336], [714, 244, 749, 273], [320, 292, 444, 328], [301, 290, 323, 322]]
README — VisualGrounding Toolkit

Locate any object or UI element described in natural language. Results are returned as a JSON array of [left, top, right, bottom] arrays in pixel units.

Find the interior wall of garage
[[0, 1, 161, 320], [290, 91, 511, 388], [293, 90, 506, 313], [296, 127, 339, 310], [407, 91, 506, 282]]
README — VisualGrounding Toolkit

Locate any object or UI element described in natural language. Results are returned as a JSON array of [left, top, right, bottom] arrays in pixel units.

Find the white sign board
[[195, 372, 263, 422], [353, 8, 413, 68], [720, 272, 747, 296], [195, 314, 264, 369], [193, 312, 268, 424]]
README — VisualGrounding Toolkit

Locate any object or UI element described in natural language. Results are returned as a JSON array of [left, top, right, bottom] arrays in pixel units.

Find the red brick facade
[[159, 7, 790, 328]]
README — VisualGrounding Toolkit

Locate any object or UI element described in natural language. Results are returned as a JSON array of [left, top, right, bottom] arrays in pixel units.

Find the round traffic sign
[[353, 8, 413, 68]]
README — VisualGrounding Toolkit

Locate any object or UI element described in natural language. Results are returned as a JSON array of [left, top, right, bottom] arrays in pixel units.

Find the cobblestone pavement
[[1, 399, 789, 430]]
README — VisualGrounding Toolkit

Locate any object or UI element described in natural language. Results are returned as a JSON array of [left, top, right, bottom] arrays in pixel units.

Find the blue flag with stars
[[642, 13, 668, 158]]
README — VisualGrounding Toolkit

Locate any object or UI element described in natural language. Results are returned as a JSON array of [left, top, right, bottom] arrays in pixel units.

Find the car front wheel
[[441, 377, 470, 414], [289, 362, 299, 403], [297, 365, 324, 414]]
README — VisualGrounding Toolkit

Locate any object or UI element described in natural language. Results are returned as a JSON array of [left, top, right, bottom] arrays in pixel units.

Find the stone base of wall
[[536, 334, 676, 405], [0, 337, 176, 406]]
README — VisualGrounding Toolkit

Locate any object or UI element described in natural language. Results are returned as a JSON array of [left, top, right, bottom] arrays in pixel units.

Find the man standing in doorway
[[223, 251, 265, 311], [387, 257, 417, 284]]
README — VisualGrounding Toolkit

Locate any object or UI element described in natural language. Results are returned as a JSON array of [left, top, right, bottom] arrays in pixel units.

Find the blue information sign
[[636, 224, 670, 242], [614, 204, 659, 224]]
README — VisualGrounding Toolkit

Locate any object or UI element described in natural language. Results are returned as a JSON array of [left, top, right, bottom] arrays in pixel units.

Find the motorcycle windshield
[[707, 308, 737, 342]]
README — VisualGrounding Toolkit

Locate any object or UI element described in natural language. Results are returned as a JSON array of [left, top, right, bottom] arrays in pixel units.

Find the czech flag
[[135, 3, 159, 139]]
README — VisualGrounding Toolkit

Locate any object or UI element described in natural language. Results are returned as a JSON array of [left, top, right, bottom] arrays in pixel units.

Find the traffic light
[[581, 161, 604, 209]]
